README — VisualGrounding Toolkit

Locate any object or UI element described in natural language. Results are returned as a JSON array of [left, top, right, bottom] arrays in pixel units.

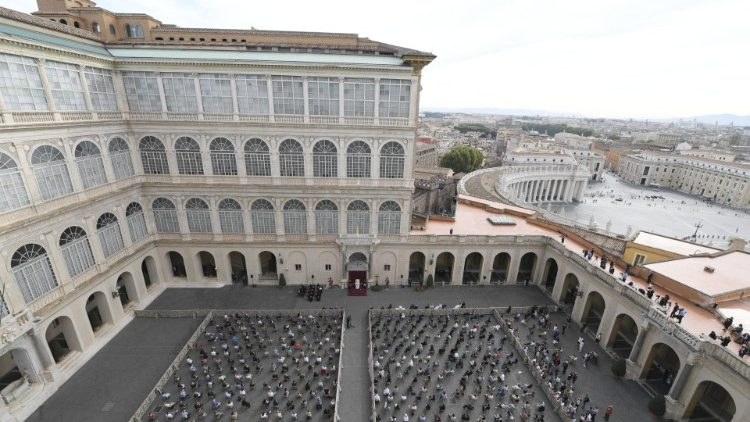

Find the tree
[[278, 273, 286, 288], [425, 274, 434, 288], [440, 145, 484, 173], [611, 358, 626, 377], [648, 395, 666, 417]]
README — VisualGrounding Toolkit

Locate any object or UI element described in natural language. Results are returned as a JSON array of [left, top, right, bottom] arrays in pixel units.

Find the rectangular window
[[122, 71, 162, 112], [324, 264, 332, 271], [84, 67, 118, 111], [633, 254, 646, 266], [235, 75, 269, 115], [384, 264, 391, 271], [308, 77, 339, 116], [295, 264, 302, 271], [45, 60, 86, 111], [199, 74, 233, 114], [0, 53, 48, 111], [378, 79, 410, 118], [271, 76, 304, 115], [161, 73, 198, 113], [343, 78, 374, 116]]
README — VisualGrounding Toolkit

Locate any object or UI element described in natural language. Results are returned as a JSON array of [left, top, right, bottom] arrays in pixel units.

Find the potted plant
[[648, 395, 666, 417], [611, 358, 626, 378]]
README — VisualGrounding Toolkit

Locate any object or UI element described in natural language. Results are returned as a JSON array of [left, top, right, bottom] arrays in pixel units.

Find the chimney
[[727, 238, 747, 252]]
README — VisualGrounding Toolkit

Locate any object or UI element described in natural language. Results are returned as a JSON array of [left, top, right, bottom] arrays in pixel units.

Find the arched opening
[[125, 202, 148, 243], [46, 316, 80, 363], [85, 291, 112, 334], [434, 252, 454, 285], [559, 273, 580, 306], [209, 137, 238, 176], [346, 200, 369, 235], [0, 151, 30, 212], [380, 142, 405, 178], [283, 199, 307, 234], [229, 252, 247, 285], [315, 200, 339, 235], [168, 252, 186, 278], [152, 198, 179, 233], [108, 137, 134, 180], [0, 349, 35, 393], [542, 258, 558, 292], [116, 272, 138, 307], [141, 256, 158, 288], [517, 252, 537, 284], [408, 252, 425, 286], [11, 244, 58, 304], [347, 253, 368, 293], [218, 198, 243, 234], [346, 140, 371, 178], [251, 199, 275, 234], [199, 251, 217, 278], [59, 226, 95, 278], [278, 139, 304, 177], [74, 140, 106, 189], [641, 342, 681, 395], [491, 253, 510, 284], [313, 140, 338, 178], [32, 145, 73, 200], [608, 313, 639, 358], [581, 291, 606, 333], [685, 381, 736, 422], [174, 137, 203, 175], [259, 251, 277, 280], [185, 198, 212, 233], [244, 138, 271, 176], [462, 252, 483, 285], [139, 136, 169, 175]]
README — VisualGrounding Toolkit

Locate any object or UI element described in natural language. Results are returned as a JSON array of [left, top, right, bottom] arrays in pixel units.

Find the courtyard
[[24, 285, 658, 422], [547, 173, 750, 248]]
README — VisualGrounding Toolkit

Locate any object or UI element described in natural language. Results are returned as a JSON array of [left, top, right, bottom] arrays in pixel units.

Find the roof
[[631, 231, 721, 256], [645, 251, 750, 297]]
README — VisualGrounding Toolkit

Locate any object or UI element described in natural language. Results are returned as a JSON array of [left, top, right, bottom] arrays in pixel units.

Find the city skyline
[[4, 0, 749, 120]]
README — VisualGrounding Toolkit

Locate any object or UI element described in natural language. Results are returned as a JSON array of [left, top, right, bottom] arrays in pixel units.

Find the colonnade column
[[667, 353, 701, 403], [625, 320, 651, 378]]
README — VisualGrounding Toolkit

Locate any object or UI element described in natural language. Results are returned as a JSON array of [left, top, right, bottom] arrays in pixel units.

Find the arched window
[[209, 137, 237, 175], [347, 141, 371, 178], [31, 145, 73, 200], [378, 201, 401, 235], [96, 212, 124, 257], [347, 200, 370, 235], [11, 244, 58, 304], [125, 202, 148, 242], [74, 141, 106, 188], [108, 24, 116, 36], [244, 138, 271, 176], [218, 198, 244, 234], [250, 199, 275, 234], [283, 199, 307, 234], [185, 198, 212, 233], [279, 139, 304, 177], [0, 152, 29, 212], [91, 22, 101, 33], [152, 198, 179, 233], [174, 137, 203, 175], [73, 21, 80, 28], [380, 142, 405, 178], [315, 200, 338, 235], [59, 19, 67, 25], [139, 136, 169, 175], [313, 140, 337, 178], [59, 226, 95, 277], [108, 138, 134, 180]]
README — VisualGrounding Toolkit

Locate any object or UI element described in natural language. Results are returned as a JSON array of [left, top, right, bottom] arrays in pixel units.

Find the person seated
[[708, 331, 718, 340]]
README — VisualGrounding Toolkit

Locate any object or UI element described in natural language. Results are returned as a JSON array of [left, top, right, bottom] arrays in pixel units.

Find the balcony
[[0, 110, 413, 128]]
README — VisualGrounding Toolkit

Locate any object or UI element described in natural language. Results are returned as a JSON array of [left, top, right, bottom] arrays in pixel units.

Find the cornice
[[0, 36, 113, 65]]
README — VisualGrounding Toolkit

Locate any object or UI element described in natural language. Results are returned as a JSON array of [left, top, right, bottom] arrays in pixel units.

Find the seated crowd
[[148, 312, 342, 421]]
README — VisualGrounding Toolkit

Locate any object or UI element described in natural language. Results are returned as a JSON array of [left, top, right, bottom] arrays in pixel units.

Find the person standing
[[604, 405, 613, 421]]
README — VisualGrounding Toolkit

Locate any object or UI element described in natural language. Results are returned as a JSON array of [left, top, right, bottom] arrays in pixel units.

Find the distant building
[[415, 136, 439, 168], [624, 231, 721, 266], [618, 152, 750, 207]]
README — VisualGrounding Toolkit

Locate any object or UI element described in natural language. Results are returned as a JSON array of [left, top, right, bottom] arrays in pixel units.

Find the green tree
[[440, 145, 484, 173]]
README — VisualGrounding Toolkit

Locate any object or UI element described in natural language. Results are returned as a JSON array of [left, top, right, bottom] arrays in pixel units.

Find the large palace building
[[0, 2, 748, 421]]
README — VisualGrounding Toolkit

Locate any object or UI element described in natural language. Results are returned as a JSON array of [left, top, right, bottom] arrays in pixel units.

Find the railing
[[28, 286, 65, 313], [10, 111, 55, 123], [59, 111, 92, 121]]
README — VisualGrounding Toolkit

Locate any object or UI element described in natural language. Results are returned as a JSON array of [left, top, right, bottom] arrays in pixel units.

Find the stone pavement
[[27, 285, 658, 421], [27, 317, 202, 422]]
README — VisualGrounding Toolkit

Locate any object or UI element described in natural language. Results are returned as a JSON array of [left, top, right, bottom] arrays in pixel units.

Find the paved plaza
[[26, 285, 656, 421], [547, 173, 750, 247]]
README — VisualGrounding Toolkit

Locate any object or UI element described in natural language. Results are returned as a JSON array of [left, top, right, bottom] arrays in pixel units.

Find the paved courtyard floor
[[25, 285, 656, 421], [547, 173, 750, 248]]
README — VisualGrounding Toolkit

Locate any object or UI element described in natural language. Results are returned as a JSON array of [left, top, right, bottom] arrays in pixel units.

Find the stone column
[[265, 74, 275, 123], [14, 145, 43, 204], [98, 136, 116, 183], [667, 353, 700, 402], [77, 65, 94, 116], [31, 326, 57, 378], [269, 138, 281, 178], [338, 77, 345, 125], [369, 199, 378, 236], [156, 73, 168, 118], [43, 230, 71, 286], [175, 196, 191, 237], [193, 75, 204, 118], [302, 77, 310, 124], [373, 78, 380, 125], [625, 320, 652, 379], [111, 70, 129, 115], [230, 74, 239, 120], [62, 140, 85, 192], [35, 59, 59, 120], [83, 215, 107, 272]]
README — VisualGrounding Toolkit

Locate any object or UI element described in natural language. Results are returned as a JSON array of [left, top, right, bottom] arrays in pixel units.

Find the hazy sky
[[4, 0, 749, 118]]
